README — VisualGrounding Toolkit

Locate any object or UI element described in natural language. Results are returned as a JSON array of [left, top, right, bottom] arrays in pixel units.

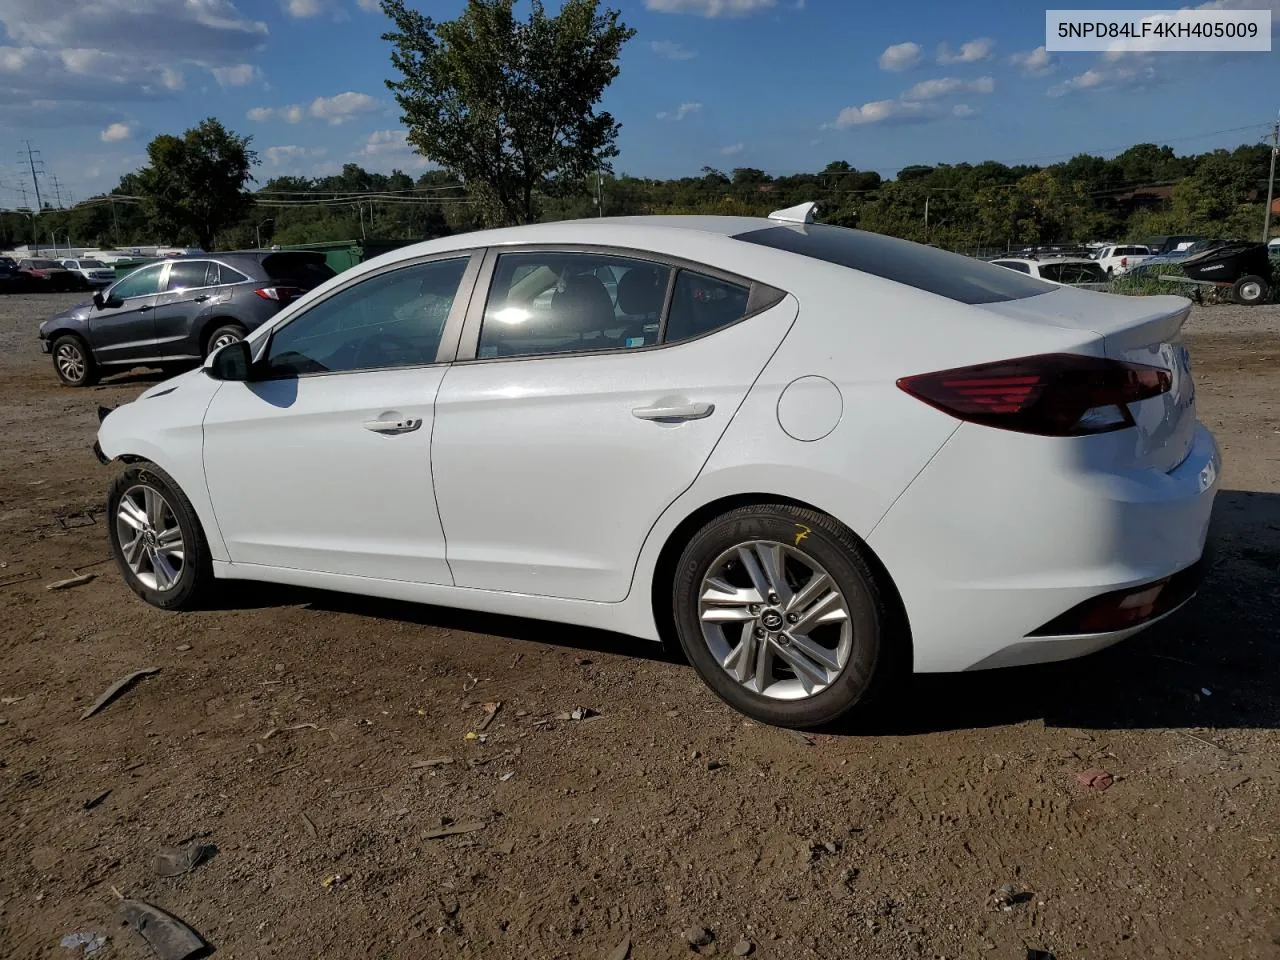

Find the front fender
[[97, 370, 229, 561]]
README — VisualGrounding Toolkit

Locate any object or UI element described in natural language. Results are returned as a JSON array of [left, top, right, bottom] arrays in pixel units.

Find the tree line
[[1, 0, 1273, 254]]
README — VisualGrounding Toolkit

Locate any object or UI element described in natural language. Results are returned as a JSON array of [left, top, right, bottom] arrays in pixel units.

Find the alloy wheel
[[115, 484, 185, 592], [698, 540, 853, 700], [55, 342, 85, 382], [210, 331, 241, 350]]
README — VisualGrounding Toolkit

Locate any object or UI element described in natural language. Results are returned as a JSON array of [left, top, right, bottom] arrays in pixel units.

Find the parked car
[[1126, 238, 1235, 275], [1093, 244, 1153, 276], [1145, 235, 1204, 256], [60, 258, 118, 287], [38, 250, 336, 386], [988, 256, 1110, 290], [92, 205, 1218, 728], [17, 257, 87, 291]]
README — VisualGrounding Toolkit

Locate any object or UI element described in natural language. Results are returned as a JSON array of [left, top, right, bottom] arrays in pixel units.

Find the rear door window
[[664, 271, 750, 343], [164, 260, 210, 292], [735, 223, 1053, 303]]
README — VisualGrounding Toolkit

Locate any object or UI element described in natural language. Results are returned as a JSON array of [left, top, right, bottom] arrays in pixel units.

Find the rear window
[[1116, 246, 1150, 256], [734, 224, 1053, 304], [1039, 262, 1107, 284], [261, 253, 336, 289]]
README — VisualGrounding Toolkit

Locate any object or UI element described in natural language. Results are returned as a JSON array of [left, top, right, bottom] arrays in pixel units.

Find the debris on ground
[[410, 757, 453, 769], [499, 771, 514, 782], [83, 790, 111, 811], [1, 695, 24, 704], [46, 573, 94, 591], [606, 935, 631, 960], [786, 729, 815, 746], [733, 940, 755, 956], [993, 883, 1032, 910], [574, 657, 593, 666], [322, 872, 347, 891], [683, 925, 715, 948], [60, 932, 108, 955], [495, 839, 516, 856], [1076, 767, 1114, 791], [422, 821, 487, 840], [175, 644, 191, 652], [463, 731, 488, 743], [1026, 950, 1057, 960], [477, 700, 502, 731], [118, 899, 207, 960], [556, 706, 598, 721], [300, 812, 318, 838], [153, 842, 214, 878], [80, 667, 161, 720]]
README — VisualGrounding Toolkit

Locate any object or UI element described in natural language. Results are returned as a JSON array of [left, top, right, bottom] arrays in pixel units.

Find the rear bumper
[[869, 421, 1220, 672]]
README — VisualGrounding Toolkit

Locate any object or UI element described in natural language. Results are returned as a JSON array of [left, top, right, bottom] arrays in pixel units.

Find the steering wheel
[[353, 331, 421, 369]]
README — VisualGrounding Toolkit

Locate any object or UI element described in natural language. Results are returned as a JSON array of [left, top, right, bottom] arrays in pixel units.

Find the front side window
[[264, 257, 469, 377], [990, 260, 1032, 275], [165, 261, 210, 292], [109, 263, 165, 300], [479, 252, 672, 359]]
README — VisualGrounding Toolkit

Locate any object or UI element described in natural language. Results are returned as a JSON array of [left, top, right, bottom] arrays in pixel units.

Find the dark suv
[[38, 251, 336, 386]]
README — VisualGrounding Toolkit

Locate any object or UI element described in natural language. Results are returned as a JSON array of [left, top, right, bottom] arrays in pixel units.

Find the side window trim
[[255, 249, 484, 379], [454, 243, 788, 364]]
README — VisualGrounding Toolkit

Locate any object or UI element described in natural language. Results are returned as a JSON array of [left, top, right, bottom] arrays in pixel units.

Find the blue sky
[[0, 0, 1276, 206]]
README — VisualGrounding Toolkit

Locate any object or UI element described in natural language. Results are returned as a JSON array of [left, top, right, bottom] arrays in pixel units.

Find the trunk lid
[[982, 289, 1197, 472]]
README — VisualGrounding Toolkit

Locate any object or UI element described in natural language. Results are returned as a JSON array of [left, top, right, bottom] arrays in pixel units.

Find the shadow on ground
[[215, 489, 1280, 736]]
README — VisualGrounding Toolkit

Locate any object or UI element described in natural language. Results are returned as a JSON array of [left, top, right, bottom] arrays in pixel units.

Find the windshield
[[735, 223, 1053, 304], [27, 259, 61, 269], [78, 259, 107, 268]]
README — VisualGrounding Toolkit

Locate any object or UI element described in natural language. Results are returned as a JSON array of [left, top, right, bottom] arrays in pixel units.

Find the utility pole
[[21, 140, 45, 212], [49, 174, 64, 209], [1263, 113, 1279, 244], [595, 170, 603, 217], [110, 197, 120, 242]]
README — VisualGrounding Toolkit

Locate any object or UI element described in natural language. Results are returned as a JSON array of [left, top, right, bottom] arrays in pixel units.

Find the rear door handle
[[363, 418, 422, 435], [632, 402, 715, 422]]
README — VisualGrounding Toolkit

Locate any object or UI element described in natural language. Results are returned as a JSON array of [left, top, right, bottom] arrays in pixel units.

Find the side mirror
[[92, 291, 105, 310], [205, 339, 253, 382]]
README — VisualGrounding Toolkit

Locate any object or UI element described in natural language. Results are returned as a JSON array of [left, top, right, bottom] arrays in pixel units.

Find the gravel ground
[[1, 293, 1278, 960]]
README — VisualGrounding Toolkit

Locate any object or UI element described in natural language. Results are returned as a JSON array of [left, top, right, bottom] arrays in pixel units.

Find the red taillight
[[254, 285, 304, 301], [1120, 256, 1128, 268], [896, 353, 1172, 436]]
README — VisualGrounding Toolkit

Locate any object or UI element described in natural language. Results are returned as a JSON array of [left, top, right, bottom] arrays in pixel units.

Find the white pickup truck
[[1094, 244, 1153, 276]]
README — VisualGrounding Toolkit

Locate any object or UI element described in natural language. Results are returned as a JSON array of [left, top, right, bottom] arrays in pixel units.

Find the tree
[[134, 118, 257, 249], [381, 0, 633, 227]]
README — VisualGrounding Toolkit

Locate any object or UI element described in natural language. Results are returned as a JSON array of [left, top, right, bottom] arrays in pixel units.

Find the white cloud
[[357, 0, 380, 9], [901, 76, 994, 101], [831, 99, 929, 128], [650, 39, 696, 60], [878, 41, 921, 71], [644, 0, 777, 16], [358, 129, 432, 170], [309, 91, 379, 123], [1047, 61, 1155, 96], [656, 101, 701, 120], [1010, 46, 1056, 76], [283, 0, 324, 15], [160, 66, 184, 90], [248, 92, 377, 125], [212, 63, 261, 87], [951, 104, 976, 118], [719, 143, 744, 156], [100, 122, 132, 142], [937, 38, 994, 64], [265, 144, 327, 164]]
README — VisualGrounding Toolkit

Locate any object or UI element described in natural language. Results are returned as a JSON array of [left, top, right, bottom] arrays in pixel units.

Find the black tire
[[1231, 275, 1268, 306], [106, 462, 215, 611], [50, 334, 98, 387], [205, 322, 247, 358], [672, 503, 905, 729]]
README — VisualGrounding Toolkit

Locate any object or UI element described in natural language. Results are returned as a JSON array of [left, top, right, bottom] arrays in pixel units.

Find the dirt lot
[[1, 292, 1277, 960]]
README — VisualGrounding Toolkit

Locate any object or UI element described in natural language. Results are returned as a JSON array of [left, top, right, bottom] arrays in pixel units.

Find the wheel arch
[[198, 314, 248, 356], [648, 492, 912, 658]]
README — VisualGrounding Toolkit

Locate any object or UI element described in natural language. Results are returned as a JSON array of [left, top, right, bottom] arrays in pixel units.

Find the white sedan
[[95, 204, 1219, 728]]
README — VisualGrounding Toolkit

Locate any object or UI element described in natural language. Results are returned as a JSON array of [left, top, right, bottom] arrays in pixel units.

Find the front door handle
[[137, 305, 152, 312], [192, 294, 209, 303], [363, 417, 422, 435], [632, 402, 715, 422]]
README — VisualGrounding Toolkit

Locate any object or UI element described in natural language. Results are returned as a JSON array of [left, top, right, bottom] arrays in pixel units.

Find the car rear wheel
[[107, 463, 214, 610], [205, 323, 247, 357], [51, 334, 98, 387], [672, 504, 904, 729], [1231, 275, 1268, 306]]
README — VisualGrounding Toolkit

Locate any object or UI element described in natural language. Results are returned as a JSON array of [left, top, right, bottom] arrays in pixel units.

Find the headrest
[[616, 266, 666, 316]]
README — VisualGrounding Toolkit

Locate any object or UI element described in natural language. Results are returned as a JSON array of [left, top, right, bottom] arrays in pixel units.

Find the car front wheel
[[205, 323, 247, 357], [51, 334, 98, 387], [107, 463, 214, 610], [672, 503, 905, 729]]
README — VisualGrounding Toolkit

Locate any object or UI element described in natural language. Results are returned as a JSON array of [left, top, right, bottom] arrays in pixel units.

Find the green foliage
[[134, 118, 258, 249], [380, 0, 634, 227]]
